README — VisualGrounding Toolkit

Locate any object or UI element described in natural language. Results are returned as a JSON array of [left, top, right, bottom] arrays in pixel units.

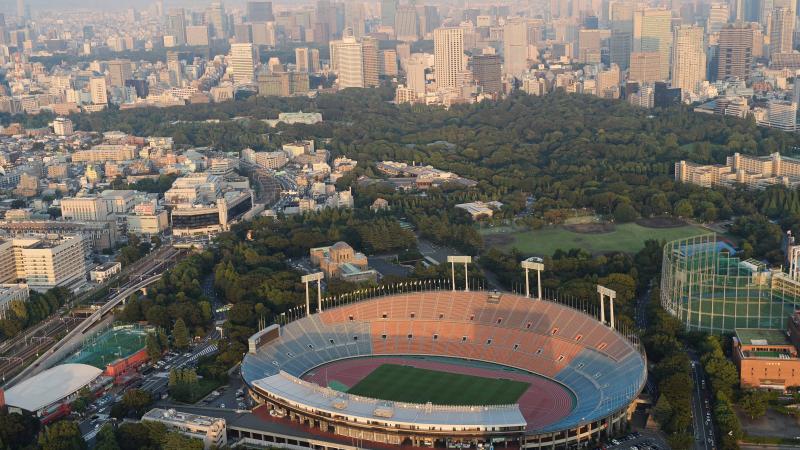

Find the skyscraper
[[706, 3, 729, 33], [331, 36, 364, 88], [229, 43, 257, 84], [166, 9, 187, 46], [770, 7, 795, 55], [471, 54, 502, 95], [207, 2, 229, 39], [246, 1, 274, 22], [633, 8, 672, 80], [629, 51, 662, 83], [671, 26, 706, 96], [344, 0, 365, 38], [89, 77, 108, 105], [433, 27, 465, 90], [108, 60, 133, 87], [610, 31, 632, 69], [423, 6, 440, 34], [395, 5, 419, 41], [406, 53, 427, 95], [503, 17, 530, 77], [235, 23, 253, 43], [381, 0, 397, 27], [362, 37, 380, 87], [717, 22, 753, 80], [296, 47, 310, 72]]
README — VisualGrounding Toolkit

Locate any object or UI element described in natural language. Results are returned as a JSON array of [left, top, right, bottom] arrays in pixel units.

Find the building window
[[486, 339, 492, 345], [410, 312, 415, 319], [439, 313, 444, 319], [513, 344, 519, 351], [407, 334, 413, 340], [433, 334, 439, 341], [462, 336, 468, 343]]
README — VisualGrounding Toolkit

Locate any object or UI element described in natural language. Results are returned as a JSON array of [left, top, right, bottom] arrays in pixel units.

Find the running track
[[301, 356, 574, 431]]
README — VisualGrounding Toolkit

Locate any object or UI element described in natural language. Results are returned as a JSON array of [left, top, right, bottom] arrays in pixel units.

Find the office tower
[[252, 22, 276, 46], [423, 6, 440, 34], [717, 22, 753, 80], [331, 36, 364, 88], [633, 8, 672, 80], [434, 27, 465, 89], [186, 25, 210, 46], [235, 23, 253, 43], [770, 7, 794, 55], [229, 43, 257, 84], [83, 25, 94, 39], [578, 29, 610, 64], [610, 31, 632, 69], [345, 1, 365, 38], [362, 37, 380, 87], [629, 51, 662, 83], [395, 5, 419, 41], [471, 54, 502, 94], [706, 3, 729, 34], [108, 59, 133, 87], [610, 1, 635, 33], [247, 1, 274, 22], [296, 47, 310, 72], [597, 64, 621, 98], [503, 17, 530, 77], [671, 26, 706, 96], [207, 2, 228, 39], [89, 77, 108, 105], [379, 49, 398, 76], [16, 0, 27, 22], [381, 0, 397, 27], [166, 9, 187, 46], [406, 53, 427, 95]]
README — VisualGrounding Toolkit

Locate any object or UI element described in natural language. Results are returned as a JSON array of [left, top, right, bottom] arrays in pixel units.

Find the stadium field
[[346, 363, 530, 405]]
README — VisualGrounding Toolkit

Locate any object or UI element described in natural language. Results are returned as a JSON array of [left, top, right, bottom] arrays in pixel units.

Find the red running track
[[300, 356, 574, 431]]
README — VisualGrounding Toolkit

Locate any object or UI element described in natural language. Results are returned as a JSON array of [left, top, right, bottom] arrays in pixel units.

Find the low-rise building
[[142, 408, 226, 449], [733, 326, 800, 390], [89, 262, 122, 283], [455, 201, 504, 220], [310, 241, 378, 283], [0, 283, 29, 319]]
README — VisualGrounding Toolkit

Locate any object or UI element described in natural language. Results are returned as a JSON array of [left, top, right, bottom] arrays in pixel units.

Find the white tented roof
[[5, 363, 103, 412]]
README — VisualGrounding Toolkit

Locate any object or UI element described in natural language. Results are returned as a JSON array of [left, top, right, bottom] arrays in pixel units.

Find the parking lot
[[605, 431, 669, 450]]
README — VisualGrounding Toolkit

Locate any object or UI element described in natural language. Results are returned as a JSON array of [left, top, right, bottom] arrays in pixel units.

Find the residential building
[[717, 22, 753, 80], [433, 27, 465, 90], [229, 43, 256, 84], [770, 7, 795, 56], [671, 26, 706, 96]]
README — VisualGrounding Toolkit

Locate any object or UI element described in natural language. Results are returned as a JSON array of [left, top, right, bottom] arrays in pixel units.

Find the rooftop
[[4, 363, 103, 412], [735, 328, 791, 347]]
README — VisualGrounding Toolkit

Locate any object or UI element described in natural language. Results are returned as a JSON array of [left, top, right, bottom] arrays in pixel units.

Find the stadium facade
[[241, 286, 646, 449], [661, 234, 800, 333]]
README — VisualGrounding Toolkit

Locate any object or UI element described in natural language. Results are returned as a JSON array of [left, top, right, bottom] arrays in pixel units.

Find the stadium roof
[[5, 363, 103, 412], [252, 372, 527, 429]]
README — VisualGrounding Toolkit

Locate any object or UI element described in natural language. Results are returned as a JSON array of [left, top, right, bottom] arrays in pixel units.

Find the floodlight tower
[[521, 257, 544, 299], [447, 255, 473, 291], [597, 285, 617, 329], [301, 272, 325, 316]]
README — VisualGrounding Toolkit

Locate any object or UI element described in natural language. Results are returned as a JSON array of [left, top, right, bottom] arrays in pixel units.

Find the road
[[690, 352, 714, 450]]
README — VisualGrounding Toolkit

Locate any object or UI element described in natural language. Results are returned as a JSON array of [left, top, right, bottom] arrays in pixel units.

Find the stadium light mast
[[521, 257, 544, 300], [597, 285, 617, 329], [301, 272, 325, 316], [447, 256, 472, 291]]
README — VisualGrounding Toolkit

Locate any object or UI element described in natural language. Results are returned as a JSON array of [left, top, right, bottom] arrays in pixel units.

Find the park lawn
[[346, 364, 530, 405], [484, 223, 708, 255]]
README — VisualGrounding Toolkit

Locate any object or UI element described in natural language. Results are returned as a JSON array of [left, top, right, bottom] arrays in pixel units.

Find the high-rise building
[[629, 51, 662, 83], [186, 25, 210, 46], [381, 0, 397, 27], [379, 49, 398, 76], [596, 64, 621, 98], [16, 0, 27, 22], [471, 54, 502, 95], [633, 8, 672, 80], [344, 1, 365, 38], [423, 6, 440, 34], [207, 2, 229, 39], [108, 60, 133, 87], [330, 36, 364, 88], [296, 47, 310, 72], [433, 27, 465, 90], [717, 22, 753, 80], [406, 53, 427, 95], [395, 5, 419, 41], [89, 77, 108, 105], [765, 100, 797, 131], [362, 37, 380, 87], [578, 29, 610, 64], [671, 26, 706, 95], [229, 43, 257, 84], [610, 31, 632, 69], [503, 18, 530, 77], [706, 3, 729, 33], [235, 23, 253, 43], [770, 7, 795, 55], [246, 1, 274, 22], [166, 9, 187, 46]]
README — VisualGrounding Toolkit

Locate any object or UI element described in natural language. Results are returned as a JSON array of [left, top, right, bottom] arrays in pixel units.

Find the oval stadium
[[241, 288, 646, 449]]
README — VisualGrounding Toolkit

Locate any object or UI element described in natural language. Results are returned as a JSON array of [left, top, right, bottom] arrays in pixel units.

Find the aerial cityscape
[[1, 0, 800, 449]]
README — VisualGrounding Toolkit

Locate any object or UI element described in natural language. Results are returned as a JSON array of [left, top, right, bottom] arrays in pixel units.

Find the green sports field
[[481, 223, 707, 255], [346, 364, 530, 405]]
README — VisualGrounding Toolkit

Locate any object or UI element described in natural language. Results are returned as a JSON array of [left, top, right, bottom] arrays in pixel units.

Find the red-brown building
[[733, 323, 800, 390]]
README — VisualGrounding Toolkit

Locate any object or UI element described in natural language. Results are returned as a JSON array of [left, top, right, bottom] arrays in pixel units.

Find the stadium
[[241, 280, 647, 449], [661, 234, 800, 333]]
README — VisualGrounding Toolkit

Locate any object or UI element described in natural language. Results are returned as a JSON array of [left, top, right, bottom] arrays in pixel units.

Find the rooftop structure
[[3, 363, 103, 413], [143, 408, 226, 449]]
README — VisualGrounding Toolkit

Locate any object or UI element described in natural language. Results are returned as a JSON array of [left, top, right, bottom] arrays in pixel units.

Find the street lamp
[[521, 257, 544, 300]]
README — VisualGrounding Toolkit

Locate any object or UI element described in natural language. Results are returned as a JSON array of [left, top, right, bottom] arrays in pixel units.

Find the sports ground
[[482, 222, 707, 255], [347, 363, 530, 405], [65, 325, 148, 369], [302, 356, 575, 429]]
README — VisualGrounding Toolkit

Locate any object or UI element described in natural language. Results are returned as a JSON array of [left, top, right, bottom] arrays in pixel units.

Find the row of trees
[[0, 287, 72, 339]]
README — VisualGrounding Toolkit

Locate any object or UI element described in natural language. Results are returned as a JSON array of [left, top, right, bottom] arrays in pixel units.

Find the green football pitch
[[346, 364, 531, 405]]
